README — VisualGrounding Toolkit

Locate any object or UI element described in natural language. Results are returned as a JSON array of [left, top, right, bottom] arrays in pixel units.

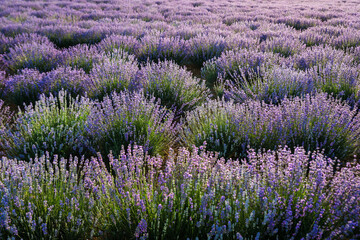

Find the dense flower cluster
[[291, 45, 354, 71], [2, 68, 45, 105], [137, 35, 188, 64], [96, 34, 139, 55]]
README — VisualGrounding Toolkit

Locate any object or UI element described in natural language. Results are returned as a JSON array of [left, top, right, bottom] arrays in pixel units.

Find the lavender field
[[0, 0, 360, 239]]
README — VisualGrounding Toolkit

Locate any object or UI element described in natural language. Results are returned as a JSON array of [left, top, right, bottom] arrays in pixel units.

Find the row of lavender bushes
[[1, 90, 360, 165], [1, 31, 360, 74], [1, 33, 359, 109], [1, 0, 360, 51], [1, 144, 359, 239]]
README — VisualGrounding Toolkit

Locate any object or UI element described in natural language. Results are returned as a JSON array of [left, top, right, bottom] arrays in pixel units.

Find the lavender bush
[[224, 66, 313, 104], [88, 49, 139, 100], [1, 90, 92, 161], [0, 154, 101, 239], [330, 28, 360, 50], [186, 33, 228, 67], [260, 36, 306, 58], [0, 33, 12, 54], [39, 25, 83, 48], [85, 91, 178, 158], [201, 49, 280, 86], [307, 62, 360, 107], [2, 68, 44, 106], [136, 60, 209, 115], [136, 35, 188, 64], [2, 67, 91, 106], [352, 46, 360, 64], [276, 17, 320, 30], [60, 44, 102, 74], [4, 41, 60, 74], [0, 33, 51, 54], [40, 25, 106, 48], [292, 45, 354, 71], [299, 29, 328, 47], [96, 34, 139, 55], [40, 67, 90, 99]]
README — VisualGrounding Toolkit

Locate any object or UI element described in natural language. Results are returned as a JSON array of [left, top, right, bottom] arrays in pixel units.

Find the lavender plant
[[85, 91, 177, 158], [39, 67, 90, 99], [186, 33, 228, 67], [307, 62, 360, 107], [330, 28, 360, 50], [299, 29, 328, 47], [351, 46, 360, 64], [0, 154, 102, 239], [39, 25, 83, 48], [136, 60, 209, 115], [182, 99, 242, 159], [201, 49, 279, 87], [40, 25, 106, 48], [60, 44, 102, 74], [224, 66, 314, 104], [4, 41, 60, 74], [88, 49, 139, 100], [96, 34, 139, 54], [2, 68, 44, 106], [260, 36, 306, 58], [292, 45, 354, 71], [276, 17, 320, 30], [1, 90, 92, 161], [0, 33, 12, 54], [0, 33, 52, 54], [136, 35, 188, 64]]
